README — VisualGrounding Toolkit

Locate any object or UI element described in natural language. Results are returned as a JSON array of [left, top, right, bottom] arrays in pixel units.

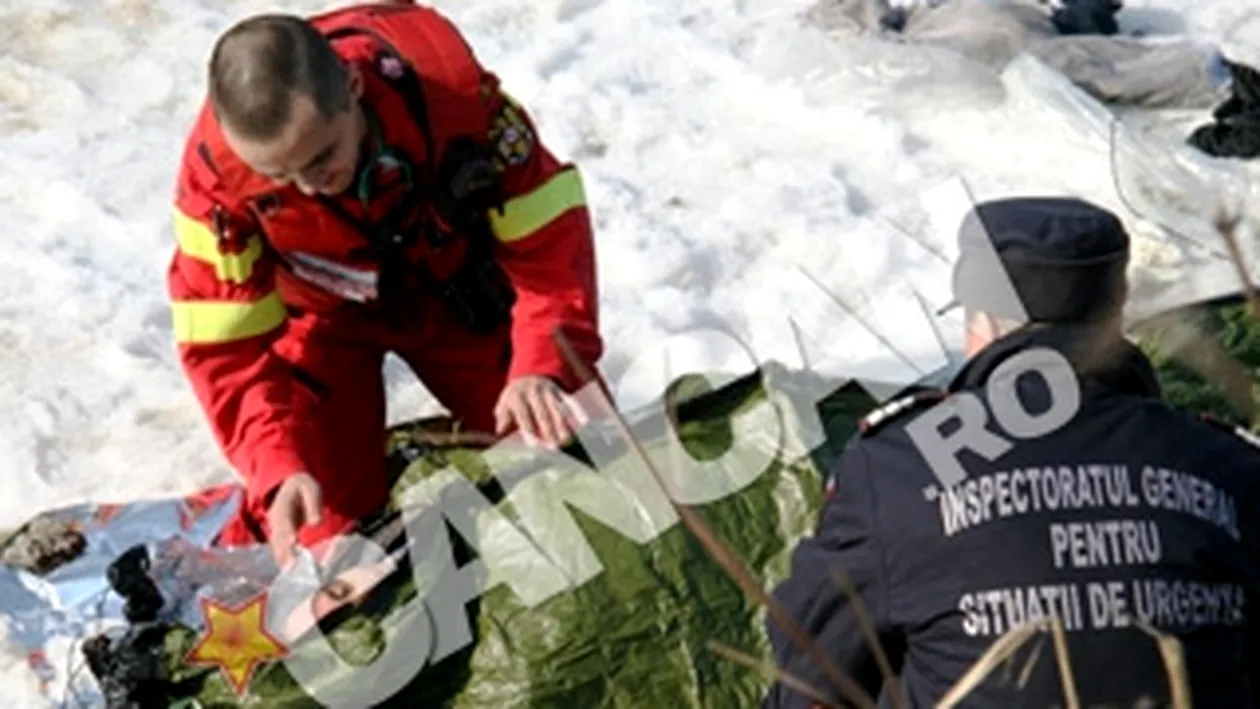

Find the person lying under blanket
[[805, 0, 1244, 110]]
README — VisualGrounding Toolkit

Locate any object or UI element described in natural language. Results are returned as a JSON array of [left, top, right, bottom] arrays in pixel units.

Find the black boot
[[1188, 113, 1260, 159], [1212, 94, 1245, 121], [1051, 0, 1123, 36], [106, 545, 164, 624], [82, 623, 176, 709], [1224, 59, 1260, 108], [879, 6, 908, 32]]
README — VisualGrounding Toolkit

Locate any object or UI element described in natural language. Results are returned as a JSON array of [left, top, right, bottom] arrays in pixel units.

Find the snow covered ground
[[1, 0, 1259, 703]]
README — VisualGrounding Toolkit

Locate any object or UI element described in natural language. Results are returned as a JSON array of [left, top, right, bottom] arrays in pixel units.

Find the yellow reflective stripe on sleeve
[[173, 208, 264, 285], [489, 167, 587, 243], [171, 292, 286, 345]]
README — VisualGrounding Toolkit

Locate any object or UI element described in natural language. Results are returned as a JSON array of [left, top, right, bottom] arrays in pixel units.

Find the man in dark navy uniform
[[764, 196, 1260, 708]]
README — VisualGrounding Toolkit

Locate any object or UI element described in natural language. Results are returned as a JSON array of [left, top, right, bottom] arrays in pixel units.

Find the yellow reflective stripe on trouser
[[173, 208, 264, 285], [171, 293, 286, 345], [489, 168, 587, 243]]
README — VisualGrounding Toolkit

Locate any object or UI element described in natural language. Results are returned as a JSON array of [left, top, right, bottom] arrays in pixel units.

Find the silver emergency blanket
[[0, 485, 286, 703]]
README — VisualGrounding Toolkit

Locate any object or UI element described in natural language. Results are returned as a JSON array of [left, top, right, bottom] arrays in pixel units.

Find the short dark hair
[[208, 13, 351, 142]]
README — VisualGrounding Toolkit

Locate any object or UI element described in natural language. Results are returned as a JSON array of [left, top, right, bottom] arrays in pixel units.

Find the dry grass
[[1135, 620, 1192, 709], [935, 617, 1191, 709], [706, 640, 843, 708], [936, 620, 1045, 709]]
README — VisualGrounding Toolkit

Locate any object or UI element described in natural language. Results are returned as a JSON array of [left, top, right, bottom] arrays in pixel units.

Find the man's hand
[[493, 375, 585, 448], [266, 472, 323, 567]]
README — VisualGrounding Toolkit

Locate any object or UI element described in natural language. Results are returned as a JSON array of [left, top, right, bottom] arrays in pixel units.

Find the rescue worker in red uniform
[[168, 2, 604, 564]]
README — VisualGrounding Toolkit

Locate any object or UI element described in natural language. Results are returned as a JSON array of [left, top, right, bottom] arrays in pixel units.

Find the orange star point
[[184, 591, 289, 696]]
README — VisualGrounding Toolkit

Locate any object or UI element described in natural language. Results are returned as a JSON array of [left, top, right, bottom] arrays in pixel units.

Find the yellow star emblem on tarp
[[183, 591, 288, 696]]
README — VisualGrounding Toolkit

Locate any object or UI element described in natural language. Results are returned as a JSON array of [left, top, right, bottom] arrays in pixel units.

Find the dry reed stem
[[413, 429, 500, 448], [1047, 616, 1080, 709], [1134, 620, 1192, 709], [936, 620, 1043, 709], [1214, 209, 1260, 319], [553, 329, 877, 709], [939, 615, 1199, 709], [706, 640, 841, 708], [827, 568, 907, 709], [1015, 635, 1045, 689]]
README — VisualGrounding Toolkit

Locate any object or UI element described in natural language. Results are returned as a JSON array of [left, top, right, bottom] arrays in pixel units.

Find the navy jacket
[[765, 324, 1260, 709]]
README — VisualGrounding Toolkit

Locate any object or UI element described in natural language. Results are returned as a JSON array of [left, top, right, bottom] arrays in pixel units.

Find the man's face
[[223, 73, 365, 196]]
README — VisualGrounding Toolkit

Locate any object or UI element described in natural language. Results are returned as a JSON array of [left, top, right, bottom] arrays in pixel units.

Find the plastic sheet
[[998, 53, 1260, 325], [0, 485, 259, 703]]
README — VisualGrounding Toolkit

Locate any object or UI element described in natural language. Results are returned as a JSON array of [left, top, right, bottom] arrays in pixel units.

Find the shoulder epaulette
[[858, 388, 948, 437], [1197, 412, 1260, 451]]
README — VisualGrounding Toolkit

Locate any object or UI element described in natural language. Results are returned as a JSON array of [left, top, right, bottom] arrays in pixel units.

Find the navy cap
[[940, 196, 1130, 323]]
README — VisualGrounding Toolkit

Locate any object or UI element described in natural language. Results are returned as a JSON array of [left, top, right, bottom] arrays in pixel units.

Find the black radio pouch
[[423, 136, 517, 335]]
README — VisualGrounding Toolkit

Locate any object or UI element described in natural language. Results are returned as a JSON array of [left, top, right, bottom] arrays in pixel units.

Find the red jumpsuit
[[169, 2, 603, 548]]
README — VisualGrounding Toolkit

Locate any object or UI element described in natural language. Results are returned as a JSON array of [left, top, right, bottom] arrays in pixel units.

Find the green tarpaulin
[[159, 364, 879, 709]]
